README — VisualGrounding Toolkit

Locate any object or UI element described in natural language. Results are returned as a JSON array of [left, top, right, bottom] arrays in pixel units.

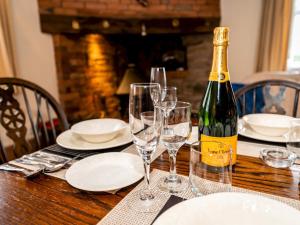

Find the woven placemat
[[98, 169, 300, 225], [9, 144, 166, 181]]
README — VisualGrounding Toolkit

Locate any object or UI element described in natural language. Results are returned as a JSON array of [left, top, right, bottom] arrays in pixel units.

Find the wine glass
[[159, 101, 192, 193], [150, 67, 176, 127], [128, 83, 164, 213]]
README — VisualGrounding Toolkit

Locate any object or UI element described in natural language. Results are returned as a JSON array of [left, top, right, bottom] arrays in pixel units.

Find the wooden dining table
[[0, 142, 300, 224]]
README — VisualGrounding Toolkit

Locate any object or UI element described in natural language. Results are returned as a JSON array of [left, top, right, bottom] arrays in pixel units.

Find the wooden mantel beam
[[39, 14, 220, 35]]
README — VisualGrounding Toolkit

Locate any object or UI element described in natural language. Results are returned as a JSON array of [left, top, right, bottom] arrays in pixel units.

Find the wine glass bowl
[[160, 86, 177, 118], [150, 67, 167, 89], [150, 67, 166, 107]]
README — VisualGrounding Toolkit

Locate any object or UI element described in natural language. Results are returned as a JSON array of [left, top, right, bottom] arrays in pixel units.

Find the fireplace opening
[[109, 34, 187, 81], [107, 34, 189, 118], [54, 32, 212, 123], [110, 34, 189, 117]]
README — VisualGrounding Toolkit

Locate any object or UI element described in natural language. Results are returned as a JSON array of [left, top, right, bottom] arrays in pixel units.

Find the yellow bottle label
[[208, 71, 230, 83], [200, 134, 237, 167]]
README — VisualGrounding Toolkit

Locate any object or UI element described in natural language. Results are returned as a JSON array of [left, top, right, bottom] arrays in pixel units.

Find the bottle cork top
[[213, 27, 229, 45]]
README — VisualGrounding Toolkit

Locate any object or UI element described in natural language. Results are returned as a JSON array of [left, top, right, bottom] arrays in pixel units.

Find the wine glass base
[[158, 175, 188, 194], [127, 190, 167, 213]]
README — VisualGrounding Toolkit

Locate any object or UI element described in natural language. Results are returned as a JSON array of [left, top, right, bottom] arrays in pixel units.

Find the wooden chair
[[0, 78, 69, 163], [234, 79, 300, 117]]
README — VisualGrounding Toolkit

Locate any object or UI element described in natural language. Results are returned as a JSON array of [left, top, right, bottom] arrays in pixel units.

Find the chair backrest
[[0, 78, 69, 163], [234, 79, 300, 117]]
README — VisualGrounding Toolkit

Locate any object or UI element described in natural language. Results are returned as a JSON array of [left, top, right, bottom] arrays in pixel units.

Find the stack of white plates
[[239, 113, 293, 143], [56, 118, 132, 150], [186, 113, 293, 144]]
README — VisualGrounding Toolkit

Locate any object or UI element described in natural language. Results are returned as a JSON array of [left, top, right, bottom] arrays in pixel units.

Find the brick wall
[[38, 0, 220, 121], [38, 0, 220, 18], [54, 34, 120, 123]]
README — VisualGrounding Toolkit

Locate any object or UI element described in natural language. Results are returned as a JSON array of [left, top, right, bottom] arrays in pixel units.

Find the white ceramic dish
[[243, 114, 293, 137], [65, 152, 143, 192], [153, 192, 300, 225], [238, 119, 286, 143], [56, 126, 132, 150], [71, 119, 128, 143]]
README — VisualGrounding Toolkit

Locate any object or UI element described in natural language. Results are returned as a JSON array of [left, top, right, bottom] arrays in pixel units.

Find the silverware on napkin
[[14, 154, 81, 173], [29, 152, 69, 163], [0, 164, 43, 178], [22, 154, 68, 165]]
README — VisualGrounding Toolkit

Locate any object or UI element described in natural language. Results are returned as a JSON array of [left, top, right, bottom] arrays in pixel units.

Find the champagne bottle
[[198, 27, 238, 166]]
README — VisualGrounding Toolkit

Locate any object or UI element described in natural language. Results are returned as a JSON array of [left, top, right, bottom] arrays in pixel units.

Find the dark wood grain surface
[[0, 145, 299, 224]]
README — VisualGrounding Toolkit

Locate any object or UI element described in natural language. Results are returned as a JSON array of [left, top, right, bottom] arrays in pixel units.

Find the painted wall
[[221, 0, 263, 83], [10, 0, 59, 101], [0, 0, 59, 147]]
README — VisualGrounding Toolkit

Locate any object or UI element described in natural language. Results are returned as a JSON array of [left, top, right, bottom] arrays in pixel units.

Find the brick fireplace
[[38, 0, 220, 123]]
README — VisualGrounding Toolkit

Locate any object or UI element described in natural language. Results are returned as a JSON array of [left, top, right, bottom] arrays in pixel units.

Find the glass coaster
[[127, 189, 168, 213], [158, 175, 189, 194], [260, 148, 297, 168]]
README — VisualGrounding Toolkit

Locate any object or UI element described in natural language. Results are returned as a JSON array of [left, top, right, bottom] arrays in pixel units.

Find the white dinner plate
[[153, 192, 300, 225], [238, 119, 286, 143], [65, 152, 143, 192], [56, 126, 132, 150]]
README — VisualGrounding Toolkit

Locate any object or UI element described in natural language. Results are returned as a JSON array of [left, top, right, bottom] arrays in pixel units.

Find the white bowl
[[71, 119, 128, 143], [243, 114, 293, 137]]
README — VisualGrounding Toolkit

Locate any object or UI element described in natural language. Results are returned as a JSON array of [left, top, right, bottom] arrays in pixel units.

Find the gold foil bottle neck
[[213, 27, 229, 46]]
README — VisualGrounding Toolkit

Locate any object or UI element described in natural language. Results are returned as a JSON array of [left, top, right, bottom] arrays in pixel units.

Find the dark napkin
[[151, 195, 186, 224], [41, 142, 133, 159]]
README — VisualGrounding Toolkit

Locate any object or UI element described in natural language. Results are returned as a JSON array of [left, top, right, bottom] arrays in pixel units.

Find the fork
[[0, 164, 43, 178], [22, 155, 67, 165], [15, 154, 81, 173], [30, 152, 68, 163]]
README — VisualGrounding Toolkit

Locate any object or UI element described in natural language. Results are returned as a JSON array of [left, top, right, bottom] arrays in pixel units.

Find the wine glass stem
[[144, 160, 150, 188], [164, 115, 168, 127], [168, 152, 177, 180], [141, 158, 153, 199]]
